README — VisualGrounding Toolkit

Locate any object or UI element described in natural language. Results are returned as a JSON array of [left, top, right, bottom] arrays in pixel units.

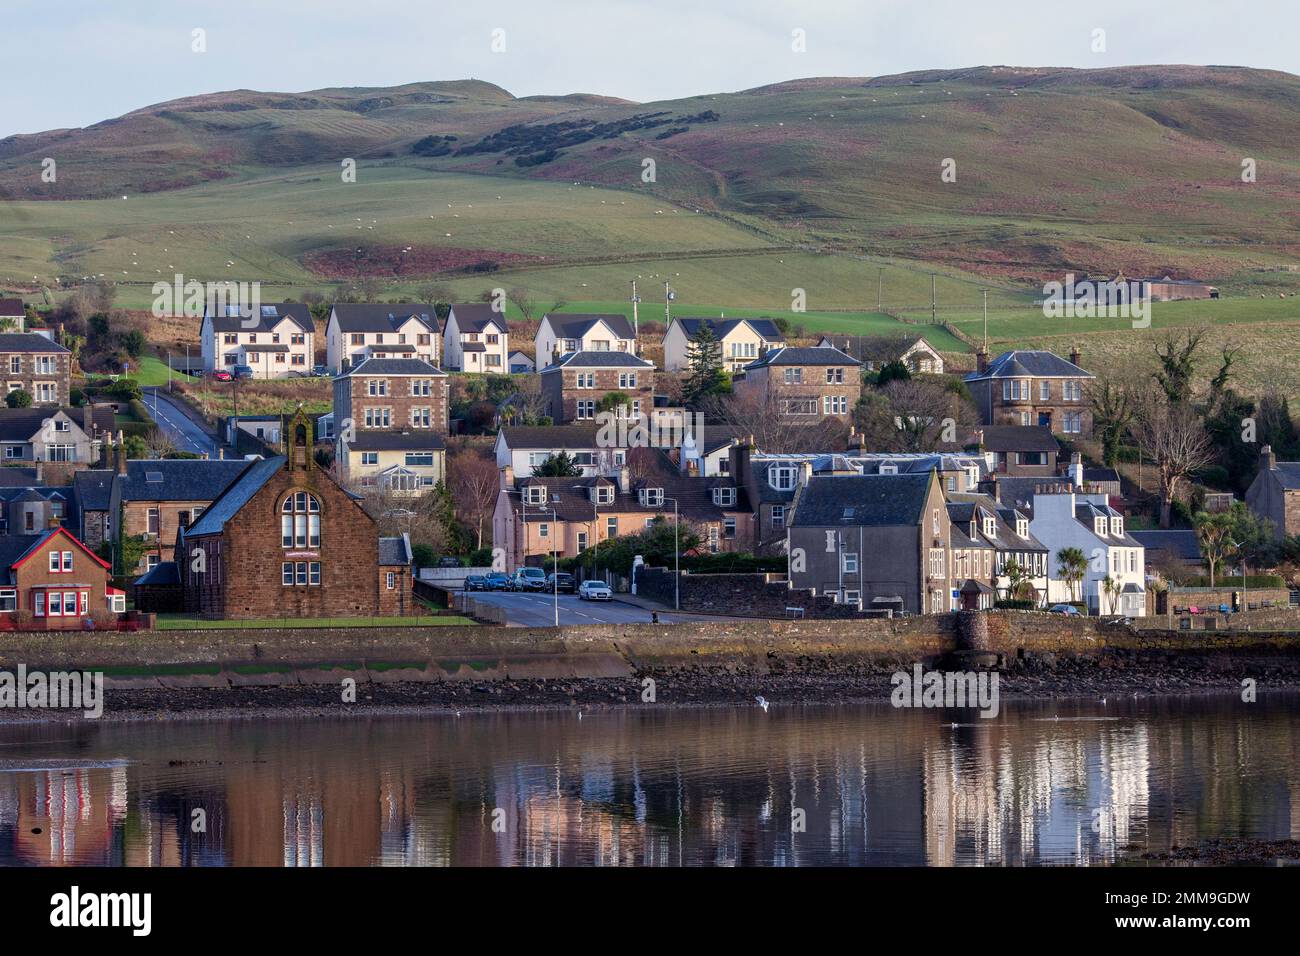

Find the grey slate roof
[[673, 316, 784, 342], [342, 357, 445, 377], [544, 313, 636, 340], [1130, 529, 1201, 562], [378, 536, 411, 566], [977, 425, 1059, 454], [0, 299, 24, 316], [540, 351, 654, 372], [0, 406, 115, 443], [331, 303, 440, 333], [743, 345, 861, 370], [499, 425, 603, 449], [0, 467, 39, 487], [0, 534, 52, 585], [133, 561, 180, 586], [204, 302, 314, 334], [790, 473, 932, 527], [117, 458, 252, 503], [0, 333, 69, 353], [1267, 462, 1300, 490], [964, 350, 1092, 381], [183, 457, 284, 537], [73, 469, 115, 512], [447, 303, 506, 333], [346, 432, 446, 451]]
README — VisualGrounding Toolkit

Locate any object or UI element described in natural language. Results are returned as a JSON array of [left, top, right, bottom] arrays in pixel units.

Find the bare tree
[[142, 427, 176, 459], [448, 446, 500, 550], [506, 287, 537, 322], [854, 378, 978, 452], [1134, 397, 1214, 528], [704, 389, 847, 453]]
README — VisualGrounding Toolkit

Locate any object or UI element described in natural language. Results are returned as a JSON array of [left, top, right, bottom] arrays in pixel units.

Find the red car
[[210, 370, 234, 382]]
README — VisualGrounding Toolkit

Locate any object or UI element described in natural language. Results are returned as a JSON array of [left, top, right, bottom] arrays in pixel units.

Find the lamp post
[[663, 496, 680, 610], [550, 505, 558, 627]]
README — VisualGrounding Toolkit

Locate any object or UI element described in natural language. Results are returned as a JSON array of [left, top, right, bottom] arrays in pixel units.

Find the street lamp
[[662, 496, 680, 611], [513, 489, 559, 627]]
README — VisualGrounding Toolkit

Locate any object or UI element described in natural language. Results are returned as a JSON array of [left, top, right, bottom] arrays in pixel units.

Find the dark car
[[437, 556, 461, 568], [312, 365, 330, 377], [547, 573, 576, 594], [484, 573, 511, 591], [464, 574, 487, 591], [232, 364, 255, 380]]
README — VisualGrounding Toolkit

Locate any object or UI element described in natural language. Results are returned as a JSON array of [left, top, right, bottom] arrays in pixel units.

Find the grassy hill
[[4, 65, 1300, 392]]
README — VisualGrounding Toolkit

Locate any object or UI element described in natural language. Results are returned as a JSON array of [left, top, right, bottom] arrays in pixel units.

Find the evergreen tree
[[533, 451, 581, 477], [683, 322, 726, 403]]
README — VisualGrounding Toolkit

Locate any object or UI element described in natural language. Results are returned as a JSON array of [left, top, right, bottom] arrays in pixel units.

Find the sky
[[2, 0, 1296, 138]]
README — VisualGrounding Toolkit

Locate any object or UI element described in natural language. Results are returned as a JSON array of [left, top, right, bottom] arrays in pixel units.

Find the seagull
[[755, 695, 769, 712], [577, 711, 584, 720], [454, 710, 462, 718], [1099, 697, 1107, 705]]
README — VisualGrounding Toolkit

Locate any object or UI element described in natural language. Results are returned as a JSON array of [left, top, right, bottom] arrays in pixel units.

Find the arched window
[[282, 491, 321, 549]]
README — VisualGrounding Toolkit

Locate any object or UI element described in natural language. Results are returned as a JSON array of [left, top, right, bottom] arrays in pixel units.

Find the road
[[465, 591, 731, 627], [143, 387, 222, 458]]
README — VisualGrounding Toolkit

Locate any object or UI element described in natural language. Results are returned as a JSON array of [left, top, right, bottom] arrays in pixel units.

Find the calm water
[[1, 693, 1298, 866]]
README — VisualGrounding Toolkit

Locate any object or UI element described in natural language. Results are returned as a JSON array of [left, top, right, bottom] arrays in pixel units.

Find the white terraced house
[[201, 303, 315, 379], [325, 303, 441, 372]]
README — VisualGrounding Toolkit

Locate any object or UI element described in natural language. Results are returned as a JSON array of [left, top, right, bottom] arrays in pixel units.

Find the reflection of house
[[326, 303, 440, 372], [663, 317, 785, 373], [816, 335, 944, 374], [964, 349, 1093, 437], [493, 469, 752, 570], [201, 302, 315, 379], [443, 304, 508, 374]]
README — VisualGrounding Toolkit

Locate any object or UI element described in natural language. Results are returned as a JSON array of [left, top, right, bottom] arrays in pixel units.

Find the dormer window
[[769, 465, 797, 491], [1110, 517, 1122, 536], [525, 486, 547, 505], [982, 516, 996, 538], [1017, 520, 1029, 539], [1095, 518, 1106, 535], [879, 464, 898, 475], [592, 485, 614, 505], [713, 487, 736, 507], [640, 488, 664, 507]]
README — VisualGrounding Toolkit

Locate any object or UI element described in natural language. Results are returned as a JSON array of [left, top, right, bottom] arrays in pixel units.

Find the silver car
[[578, 580, 612, 601]]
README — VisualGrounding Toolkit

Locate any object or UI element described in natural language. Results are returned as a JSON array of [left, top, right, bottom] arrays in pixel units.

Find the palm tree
[[1056, 546, 1088, 606], [1102, 575, 1122, 616]]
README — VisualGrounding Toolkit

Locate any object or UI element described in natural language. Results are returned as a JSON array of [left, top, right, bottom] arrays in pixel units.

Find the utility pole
[[664, 280, 674, 328], [551, 506, 559, 627], [981, 288, 989, 353], [630, 279, 640, 337], [877, 267, 883, 312], [167, 351, 172, 392], [930, 273, 937, 325]]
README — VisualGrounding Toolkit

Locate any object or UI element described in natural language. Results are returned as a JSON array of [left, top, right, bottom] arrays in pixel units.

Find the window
[[7, 357, 17, 374], [538, 523, 549, 538], [367, 379, 389, 397], [576, 400, 596, 420], [1039, 380, 1050, 401], [386, 572, 396, 590], [147, 507, 160, 535], [405, 452, 435, 467], [281, 492, 322, 549], [411, 379, 432, 396], [410, 407, 432, 428], [724, 517, 736, 538], [364, 408, 391, 428], [48, 551, 60, 573], [594, 485, 614, 505], [712, 487, 736, 507], [771, 505, 786, 528], [618, 372, 638, 389], [822, 396, 847, 415], [575, 372, 595, 389], [779, 399, 817, 416], [62, 551, 72, 572], [282, 562, 294, 586], [769, 466, 797, 491], [361, 452, 378, 466], [932, 508, 940, 535], [639, 488, 664, 507], [525, 486, 547, 505], [842, 552, 858, 573], [783, 367, 803, 384], [708, 526, 719, 552], [576, 532, 588, 552], [825, 367, 844, 384], [34, 592, 45, 616]]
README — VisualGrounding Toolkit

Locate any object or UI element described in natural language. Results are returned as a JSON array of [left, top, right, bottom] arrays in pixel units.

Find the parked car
[[484, 572, 511, 591], [1048, 604, 1081, 616], [311, 364, 330, 377], [464, 575, 487, 592], [547, 572, 576, 594], [210, 369, 233, 382], [578, 580, 612, 601], [232, 364, 255, 380], [511, 567, 548, 592]]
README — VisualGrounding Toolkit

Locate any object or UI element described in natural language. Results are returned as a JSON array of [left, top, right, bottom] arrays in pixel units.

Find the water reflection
[[0, 694, 1297, 866]]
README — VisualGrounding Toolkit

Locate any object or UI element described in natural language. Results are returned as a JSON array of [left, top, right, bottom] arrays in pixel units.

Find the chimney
[[1263, 444, 1277, 471], [46, 513, 60, 530], [730, 437, 751, 487], [82, 404, 93, 437], [100, 434, 112, 469], [35, 461, 43, 484], [618, 464, 630, 494], [501, 465, 514, 492], [976, 348, 989, 374], [847, 425, 863, 452], [114, 435, 126, 474], [1070, 345, 1081, 367], [798, 460, 813, 487], [1069, 451, 1084, 488]]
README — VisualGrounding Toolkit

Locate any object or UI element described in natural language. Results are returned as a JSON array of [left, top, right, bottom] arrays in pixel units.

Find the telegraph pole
[[981, 288, 989, 353], [877, 267, 883, 312], [630, 279, 640, 337], [930, 273, 937, 325]]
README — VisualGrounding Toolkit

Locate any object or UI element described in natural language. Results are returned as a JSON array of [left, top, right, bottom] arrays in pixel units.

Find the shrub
[[5, 390, 31, 408]]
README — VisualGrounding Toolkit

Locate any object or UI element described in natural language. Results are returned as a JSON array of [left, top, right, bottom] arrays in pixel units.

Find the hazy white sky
[[2, 0, 1294, 138]]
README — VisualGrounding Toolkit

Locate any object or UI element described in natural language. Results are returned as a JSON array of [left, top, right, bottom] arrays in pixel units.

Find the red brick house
[[0, 525, 123, 629], [167, 409, 413, 619]]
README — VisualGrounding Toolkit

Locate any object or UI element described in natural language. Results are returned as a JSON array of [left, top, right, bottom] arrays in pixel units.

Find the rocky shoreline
[[2, 647, 1297, 725]]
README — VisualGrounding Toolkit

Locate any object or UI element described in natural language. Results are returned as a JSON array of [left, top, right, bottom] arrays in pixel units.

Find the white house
[[325, 303, 440, 372], [815, 335, 945, 374], [493, 424, 627, 479], [201, 303, 315, 379], [0, 299, 25, 332], [662, 317, 785, 373], [1029, 484, 1146, 616], [443, 304, 509, 374], [534, 313, 636, 369]]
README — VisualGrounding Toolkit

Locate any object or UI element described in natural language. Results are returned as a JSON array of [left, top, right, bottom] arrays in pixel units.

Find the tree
[[120, 328, 146, 359], [5, 390, 31, 408], [1088, 370, 1139, 467], [683, 322, 727, 402], [1194, 510, 1236, 587], [875, 359, 911, 387], [1135, 398, 1214, 528], [854, 378, 977, 453], [1002, 557, 1032, 603], [572, 516, 701, 577], [533, 451, 581, 477], [1056, 547, 1088, 604], [705, 388, 847, 453], [448, 447, 500, 550], [1154, 329, 1205, 405], [506, 287, 537, 321], [1102, 575, 1122, 616], [595, 391, 632, 415], [142, 427, 176, 459]]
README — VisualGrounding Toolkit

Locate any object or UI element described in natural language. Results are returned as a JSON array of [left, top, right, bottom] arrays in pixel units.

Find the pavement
[[464, 590, 737, 627], [142, 387, 223, 458]]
